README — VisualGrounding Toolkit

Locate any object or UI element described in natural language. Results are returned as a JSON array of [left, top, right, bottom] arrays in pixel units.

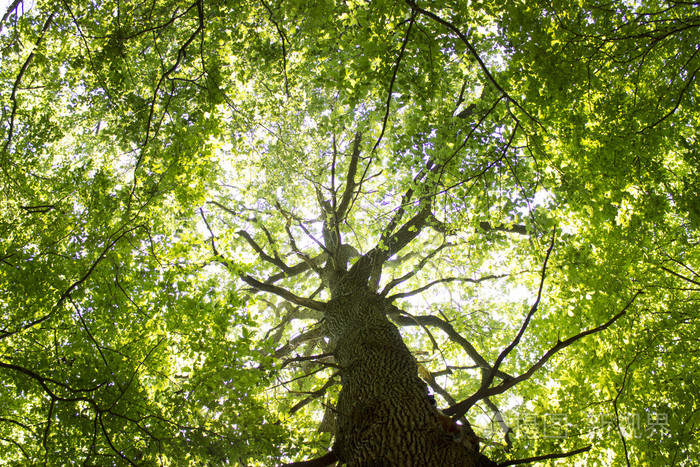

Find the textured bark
[[324, 285, 497, 466]]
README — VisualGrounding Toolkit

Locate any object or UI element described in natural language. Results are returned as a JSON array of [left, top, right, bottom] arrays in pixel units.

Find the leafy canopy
[[0, 0, 698, 465]]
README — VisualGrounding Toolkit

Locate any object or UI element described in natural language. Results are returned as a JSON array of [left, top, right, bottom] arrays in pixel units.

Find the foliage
[[1, 0, 698, 465]]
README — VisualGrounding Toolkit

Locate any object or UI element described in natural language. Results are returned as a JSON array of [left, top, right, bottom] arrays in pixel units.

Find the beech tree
[[1, 0, 698, 465]]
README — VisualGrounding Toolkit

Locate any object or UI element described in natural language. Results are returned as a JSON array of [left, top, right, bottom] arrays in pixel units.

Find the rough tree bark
[[325, 283, 497, 466]]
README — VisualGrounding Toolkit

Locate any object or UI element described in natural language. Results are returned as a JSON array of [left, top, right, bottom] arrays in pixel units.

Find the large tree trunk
[[325, 286, 497, 466]]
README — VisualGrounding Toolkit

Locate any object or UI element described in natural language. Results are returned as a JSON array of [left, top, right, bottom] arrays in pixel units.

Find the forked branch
[[351, 200, 433, 284], [237, 229, 290, 272], [380, 243, 451, 296], [240, 275, 327, 312], [265, 253, 328, 284], [200, 209, 327, 312], [481, 231, 556, 390], [388, 308, 513, 381], [445, 290, 644, 420]]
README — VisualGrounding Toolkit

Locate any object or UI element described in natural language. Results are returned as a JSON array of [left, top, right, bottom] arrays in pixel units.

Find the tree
[[1, 0, 698, 465]]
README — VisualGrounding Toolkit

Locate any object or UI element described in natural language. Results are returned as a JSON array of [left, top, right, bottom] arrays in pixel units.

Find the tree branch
[[370, 9, 417, 156], [237, 229, 290, 272], [137, 0, 204, 171], [379, 156, 437, 250], [0, 0, 23, 27], [274, 202, 327, 276], [387, 273, 508, 301], [351, 198, 433, 286], [479, 222, 528, 236], [497, 445, 591, 466], [274, 326, 327, 359], [480, 231, 556, 390], [241, 275, 326, 312], [265, 254, 328, 284], [281, 352, 335, 369], [380, 243, 451, 296], [3, 10, 56, 155], [0, 361, 105, 398], [660, 265, 700, 288], [445, 290, 644, 419], [206, 202, 327, 285], [259, 0, 290, 97], [483, 397, 513, 450], [98, 412, 136, 465], [388, 309, 513, 381], [200, 209, 327, 312], [282, 450, 338, 467], [336, 132, 363, 220], [53, 224, 145, 314], [288, 376, 339, 415], [407, 0, 538, 125]]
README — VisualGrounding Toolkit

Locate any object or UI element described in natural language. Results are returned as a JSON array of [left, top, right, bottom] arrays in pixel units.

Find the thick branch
[[200, 209, 327, 312], [335, 132, 363, 220], [265, 253, 327, 284], [288, 376, 338, 415], [317, 135, 362, 271], [241, 275, 326, 312], [428, 214, 457, 235], [274, 326, 327, 359], [483, 398, 513, 450], [350, 200, 433, 284], [281, 352, 335, 369], [206, 203, 327, 284], [388, 309, 512, 381], [283, 451, 338, 467], [421, 369, 458, 406], [237, 230, 290, 271]]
